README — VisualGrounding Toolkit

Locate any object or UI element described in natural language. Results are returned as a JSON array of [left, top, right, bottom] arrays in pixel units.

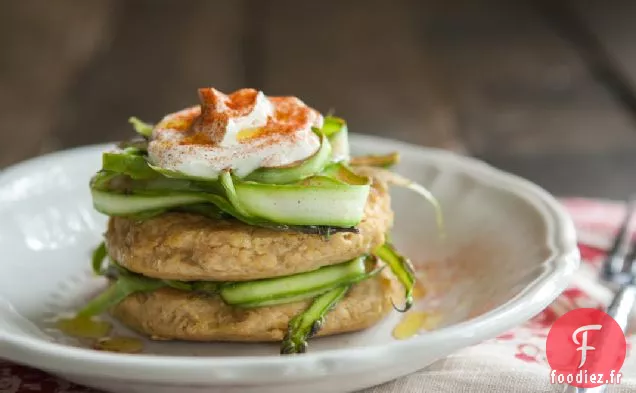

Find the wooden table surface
[[1, 0, 635, 199]]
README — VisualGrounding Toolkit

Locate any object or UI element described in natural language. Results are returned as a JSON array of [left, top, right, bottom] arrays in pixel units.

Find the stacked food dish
[[78, 87, 438, 354]]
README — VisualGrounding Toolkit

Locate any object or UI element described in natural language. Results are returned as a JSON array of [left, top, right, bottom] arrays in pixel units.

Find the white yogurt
[[148, 88, 323, 178]]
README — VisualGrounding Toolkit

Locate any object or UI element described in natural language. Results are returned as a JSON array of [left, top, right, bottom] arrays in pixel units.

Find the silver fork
[[565, 198, 636, 393]]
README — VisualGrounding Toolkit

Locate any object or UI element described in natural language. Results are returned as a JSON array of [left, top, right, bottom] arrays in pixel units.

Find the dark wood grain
[[415, 0, 636, 157], [484, 150, 636, 199], [1, 0, 635, 198], [259, 0, 464, 151], [0, 0, 115, 167], [50, 0, 245, 149]]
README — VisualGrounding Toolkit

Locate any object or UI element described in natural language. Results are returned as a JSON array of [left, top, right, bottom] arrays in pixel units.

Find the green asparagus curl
[[372, 242, 416, 312], [280, 285, 350, 355], [91, 241, 107, 276]]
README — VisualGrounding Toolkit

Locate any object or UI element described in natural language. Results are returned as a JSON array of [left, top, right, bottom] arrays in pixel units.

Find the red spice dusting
[[157, 106, 199, 132], [181, 132, 215, 145], [238, 96, 316, 144], [187, 88, 230, 144], [268, 97, 311, 133], [225, 89, 259, 115], [162, 88, 320, 147]]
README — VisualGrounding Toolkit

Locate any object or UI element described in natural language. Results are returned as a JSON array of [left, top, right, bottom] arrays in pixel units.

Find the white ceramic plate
[[0, 134, 579, 393]]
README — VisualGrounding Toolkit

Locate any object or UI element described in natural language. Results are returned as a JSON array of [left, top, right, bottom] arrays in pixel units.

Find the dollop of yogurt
[[148, 88, 323, 178]]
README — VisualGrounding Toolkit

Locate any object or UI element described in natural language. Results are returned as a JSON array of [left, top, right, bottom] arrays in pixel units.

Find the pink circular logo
[[546, 308, 626, 388]]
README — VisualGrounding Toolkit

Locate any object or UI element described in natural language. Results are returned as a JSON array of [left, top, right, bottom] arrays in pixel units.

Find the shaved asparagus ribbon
[[319, 116, 346, 137], [350, 152, 399, 168], [78, 255, 381, 318], [128, 117, 153, 138], [372, 243, 416, 312], [91, 188, 360, 236], [117, 138, 148, 152], [353, 166, 444, 237], [91, 242, 107, 275], [222, 256, 383, 308], [357, 166, 444, 312], [219, 171, 253, 218], [77, 272, 164, 318], [91, 163, 370, 228], [280, 286, 349, 354], [102, 152, 159, 180], [245, 132, 332, 184]]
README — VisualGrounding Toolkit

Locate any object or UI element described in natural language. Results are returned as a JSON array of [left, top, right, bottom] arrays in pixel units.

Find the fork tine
[[624, 224, 636, 274], [602, 197, 636, 281], [625, 241, 636, 276]]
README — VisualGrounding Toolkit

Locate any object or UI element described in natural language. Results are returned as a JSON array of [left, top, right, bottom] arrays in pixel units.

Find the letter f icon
[[572, 324, 603, 368]]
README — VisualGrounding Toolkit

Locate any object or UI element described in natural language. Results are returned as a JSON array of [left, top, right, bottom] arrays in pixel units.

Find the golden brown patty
[[105, 180, 392, 281], [111, 272, 397, 342]]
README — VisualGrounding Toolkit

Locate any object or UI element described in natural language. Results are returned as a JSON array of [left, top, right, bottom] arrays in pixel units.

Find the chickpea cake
[[106, 179, 392, 281], [71, 87, 432, 355]]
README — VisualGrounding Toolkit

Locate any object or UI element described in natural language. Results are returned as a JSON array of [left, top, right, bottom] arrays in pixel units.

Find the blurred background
[[1, 0, 635, 198]]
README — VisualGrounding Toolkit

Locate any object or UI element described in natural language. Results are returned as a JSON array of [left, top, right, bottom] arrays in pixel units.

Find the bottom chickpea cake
[[111, 272, 398, 342]]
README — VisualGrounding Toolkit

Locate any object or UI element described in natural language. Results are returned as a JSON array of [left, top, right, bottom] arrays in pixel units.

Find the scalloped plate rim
[[0, 134, 579, 385]]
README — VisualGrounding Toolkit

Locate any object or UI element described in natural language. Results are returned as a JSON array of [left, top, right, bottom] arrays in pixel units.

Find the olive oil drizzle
[[55, 316, 143, 354]]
